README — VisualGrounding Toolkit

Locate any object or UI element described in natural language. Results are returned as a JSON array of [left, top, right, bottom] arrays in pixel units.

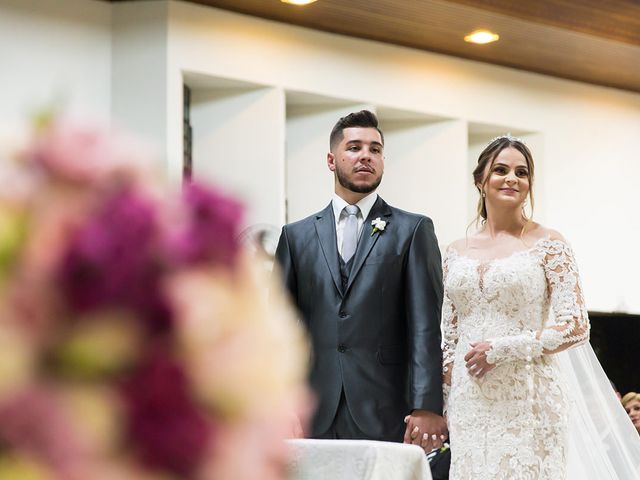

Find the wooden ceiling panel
[[446, 0, 640, 45], [119, 0, 640, 93]]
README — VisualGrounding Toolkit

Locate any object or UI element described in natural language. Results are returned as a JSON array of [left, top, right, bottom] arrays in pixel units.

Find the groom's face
[[328, 127, 384, 195]]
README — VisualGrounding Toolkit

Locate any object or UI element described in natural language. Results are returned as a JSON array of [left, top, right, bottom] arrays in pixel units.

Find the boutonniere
[[371, 217, 387, 236]]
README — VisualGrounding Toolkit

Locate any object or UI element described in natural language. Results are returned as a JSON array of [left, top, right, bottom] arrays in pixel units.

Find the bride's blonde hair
[[622, 392, 640, 407]]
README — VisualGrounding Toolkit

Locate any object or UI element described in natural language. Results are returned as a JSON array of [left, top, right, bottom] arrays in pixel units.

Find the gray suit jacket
[[275, 196, 443, 441]]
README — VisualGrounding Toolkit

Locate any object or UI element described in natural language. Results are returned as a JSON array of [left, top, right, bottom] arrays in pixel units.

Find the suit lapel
[[314, 203, 343, 297], [345, 196, 392, 294]]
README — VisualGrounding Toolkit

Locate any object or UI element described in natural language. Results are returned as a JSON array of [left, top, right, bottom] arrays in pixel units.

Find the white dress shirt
[[332, 192, 378, 257]]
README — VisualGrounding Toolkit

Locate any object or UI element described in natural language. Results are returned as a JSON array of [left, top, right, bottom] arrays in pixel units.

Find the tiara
[[486, 133, 526, 147]]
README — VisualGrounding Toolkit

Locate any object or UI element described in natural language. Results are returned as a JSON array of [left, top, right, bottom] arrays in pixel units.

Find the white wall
[[165, 1, 640, 313], [378, 117, 468, 242], [111, 0, 169, 168], [2, 0, 639, 313], [190, 84, 286, 226], [0, 0, 111, 132]]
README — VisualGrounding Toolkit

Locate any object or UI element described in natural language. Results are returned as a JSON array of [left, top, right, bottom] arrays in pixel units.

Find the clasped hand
[[464, 341, 495, 379], [403, 410, 448, 453]]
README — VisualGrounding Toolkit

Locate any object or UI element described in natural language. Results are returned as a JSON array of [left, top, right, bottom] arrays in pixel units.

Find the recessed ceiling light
[[464, 30, 500, 44], [281, 0, 318, 5]]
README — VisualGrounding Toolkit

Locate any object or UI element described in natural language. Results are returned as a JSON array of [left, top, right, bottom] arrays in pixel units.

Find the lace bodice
[[441, 237, 590, 480]]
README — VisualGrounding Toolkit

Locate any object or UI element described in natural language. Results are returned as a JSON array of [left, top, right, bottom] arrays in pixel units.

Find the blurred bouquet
[[0, 116, 308, 480]]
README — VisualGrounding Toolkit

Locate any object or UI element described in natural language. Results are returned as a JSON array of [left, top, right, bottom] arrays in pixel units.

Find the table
[[287, 439, 433, 480]]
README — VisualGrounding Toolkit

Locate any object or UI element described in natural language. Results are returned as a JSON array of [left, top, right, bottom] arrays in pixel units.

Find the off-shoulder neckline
[[446, 236, 568, 264]]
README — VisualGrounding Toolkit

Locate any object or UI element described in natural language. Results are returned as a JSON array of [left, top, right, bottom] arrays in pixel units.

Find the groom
[[275, 110, 446, 451]]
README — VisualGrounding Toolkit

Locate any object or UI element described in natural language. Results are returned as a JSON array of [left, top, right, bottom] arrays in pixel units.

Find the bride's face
[[624, 399, 640, 433], [481, 147, 530, 209]]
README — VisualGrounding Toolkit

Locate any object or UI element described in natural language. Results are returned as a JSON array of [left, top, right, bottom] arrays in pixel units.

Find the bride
[[441, 135, 640, 479]]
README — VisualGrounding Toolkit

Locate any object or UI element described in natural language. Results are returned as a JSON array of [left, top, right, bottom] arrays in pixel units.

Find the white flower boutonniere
[[371, 217, 387, 236]]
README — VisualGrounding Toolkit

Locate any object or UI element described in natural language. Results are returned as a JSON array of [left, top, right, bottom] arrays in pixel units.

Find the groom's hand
[[403, 410, 448, 453]]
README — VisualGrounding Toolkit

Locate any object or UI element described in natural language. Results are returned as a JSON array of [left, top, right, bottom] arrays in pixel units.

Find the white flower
[[371, 217, 386, 236]]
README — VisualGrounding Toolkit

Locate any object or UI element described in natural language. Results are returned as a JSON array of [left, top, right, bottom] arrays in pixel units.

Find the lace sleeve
[[486, 238, 590, 365], [441, 251, 458, 413], [538, 239, 590, 352]]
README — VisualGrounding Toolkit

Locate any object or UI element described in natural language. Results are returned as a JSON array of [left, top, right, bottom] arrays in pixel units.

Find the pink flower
[[0, 386, 88, 476], [29, 119, 151, 185]]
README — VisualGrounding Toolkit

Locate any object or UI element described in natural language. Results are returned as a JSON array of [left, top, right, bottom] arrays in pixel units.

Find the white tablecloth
[[287, 439, 433, 480]]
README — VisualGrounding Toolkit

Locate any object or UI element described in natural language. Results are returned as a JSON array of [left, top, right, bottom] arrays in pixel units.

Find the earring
[[481, 192, 486, 198]]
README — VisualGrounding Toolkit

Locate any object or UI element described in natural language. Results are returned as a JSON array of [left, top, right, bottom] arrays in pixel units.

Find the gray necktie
[[341, 205, 360, 262]]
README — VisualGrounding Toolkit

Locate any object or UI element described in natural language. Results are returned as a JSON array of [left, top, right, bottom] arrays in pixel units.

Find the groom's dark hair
[[329, 110, 384, 151]]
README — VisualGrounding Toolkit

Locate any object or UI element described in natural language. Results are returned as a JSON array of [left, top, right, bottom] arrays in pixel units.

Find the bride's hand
[[464, 341, 495, 378]]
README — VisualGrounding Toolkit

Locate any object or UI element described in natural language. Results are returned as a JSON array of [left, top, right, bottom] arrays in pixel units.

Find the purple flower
[[122, 352, 213, 478], [58, 184, 172, 332], [173, 182, 243, 267]]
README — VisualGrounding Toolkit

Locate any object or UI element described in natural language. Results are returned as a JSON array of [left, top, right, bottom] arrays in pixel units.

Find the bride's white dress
[[441, 238, 589, 480]]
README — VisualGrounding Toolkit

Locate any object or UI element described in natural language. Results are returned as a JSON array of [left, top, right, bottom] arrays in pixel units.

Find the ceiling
[[167, 0, 640, 94]]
